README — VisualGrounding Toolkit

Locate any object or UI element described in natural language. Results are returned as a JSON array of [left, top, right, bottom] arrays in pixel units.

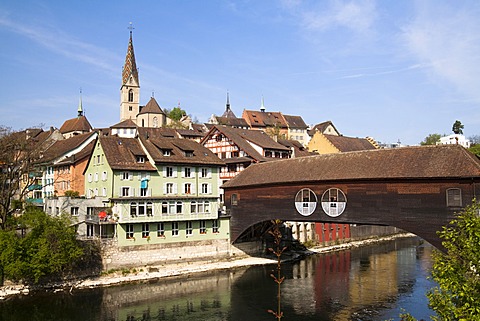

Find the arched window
[[128, 89, 134, 102], [153, 117, 158, 127], [130, 202, 137, 217], [446, 188, 462, 207]]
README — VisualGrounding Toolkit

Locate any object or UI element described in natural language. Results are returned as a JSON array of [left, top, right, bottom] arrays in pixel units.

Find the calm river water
[[0, 237, 436, 321]]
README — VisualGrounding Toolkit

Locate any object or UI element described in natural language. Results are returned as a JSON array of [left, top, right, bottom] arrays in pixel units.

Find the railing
[[26, 198, 43, 204], [118, 211, 217, 223]]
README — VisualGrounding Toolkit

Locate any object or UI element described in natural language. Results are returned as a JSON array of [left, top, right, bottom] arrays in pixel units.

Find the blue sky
[[1, 0, 479, 145]]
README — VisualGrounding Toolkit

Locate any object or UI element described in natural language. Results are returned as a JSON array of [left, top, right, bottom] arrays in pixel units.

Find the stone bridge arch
[[222, 145, 480, 249]]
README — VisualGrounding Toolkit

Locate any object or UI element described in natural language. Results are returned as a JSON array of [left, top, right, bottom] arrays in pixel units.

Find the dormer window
[[185, 151, 194, 157], [136, 156, 145, 163], [162, 149, 171, 156]]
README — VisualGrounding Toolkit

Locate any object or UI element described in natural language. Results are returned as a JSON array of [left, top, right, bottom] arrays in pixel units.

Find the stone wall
[[101, 238, 232, 270]]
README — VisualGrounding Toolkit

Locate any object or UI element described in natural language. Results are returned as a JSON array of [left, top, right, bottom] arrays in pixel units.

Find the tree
[[165, 106, 187, 121], [0, 127, 44, 230], [0, 206, 84, 285], [420, 133, 441, 146], [468, 135, 480, 145], [426, 201, 480, 320], [452, 120, 464, 135], [400, 201, 480, 320]]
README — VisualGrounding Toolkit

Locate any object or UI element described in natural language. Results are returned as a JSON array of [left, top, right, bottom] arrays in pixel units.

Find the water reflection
[[1, 237, 435, 321]]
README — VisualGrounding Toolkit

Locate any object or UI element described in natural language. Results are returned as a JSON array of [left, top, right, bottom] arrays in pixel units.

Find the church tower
[[120, 24, 140, 122]]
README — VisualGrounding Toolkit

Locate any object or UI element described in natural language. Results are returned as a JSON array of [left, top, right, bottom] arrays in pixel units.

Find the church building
[[120, 28, 168, 128]]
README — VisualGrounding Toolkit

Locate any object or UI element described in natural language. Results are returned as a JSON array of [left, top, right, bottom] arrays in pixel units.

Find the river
[[0, 237, 436, 321]]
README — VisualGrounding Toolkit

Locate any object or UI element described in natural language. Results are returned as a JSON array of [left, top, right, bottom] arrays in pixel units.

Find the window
[[157, 223, 165, 237], [86, 207, 94, 219], [88, 173, 93, 182], [122, 187, 130, 197], [87, 224, 94, 237], [162, 201, 168, 214], [140, 187, 148, 196], [200, 220, 207, 234], [166, 183, 174, 194], [201, 183, 210, 194], [172, 222, 179, 236], [212, 219, 219, 233], [184, 183, 192, 195], [191, 200, 210, 214], [102, 188, 107, 197], [94, 172, 99, 182], [128, 106, 133, 111], [71, 207, 79, 216], [165, 166, 174, 177], [185, 151, 194, 157], [184, 167, 192, 177], [136, 156, 145, 163], [137, 202, 146, 216], [201, 168, 210, 178], [147, 202, 153, 216], [227, 164, 236, 172], [97, 155, 100, 164], [142, 223, 149, 238], [128, 89, 134, 102], [126, 224, 134, 239], [186, 221, 193, 235], [231, 193, 238, 206], [176, 201, 183, 214], [121, 172, 132, 180], [102, 171, 107, 181], [446, 188, 462, 207], [130, 202, 137, 217], [162, 149, 171, 156]]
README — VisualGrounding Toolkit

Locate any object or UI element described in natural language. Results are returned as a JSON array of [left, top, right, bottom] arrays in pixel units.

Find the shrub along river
[[0, 237, 435, 321]]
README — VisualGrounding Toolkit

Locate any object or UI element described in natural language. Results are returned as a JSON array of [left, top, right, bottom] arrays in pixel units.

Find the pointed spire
[[122, 22, 139, 86], [260, 95, 266, 112], [226, 91, 231, 111], [77, 88, 83, 117]]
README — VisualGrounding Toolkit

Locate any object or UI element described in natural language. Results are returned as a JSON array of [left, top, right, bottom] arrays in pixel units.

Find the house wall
[[84, 142, 114, 198], [307, 132, 339, 154]]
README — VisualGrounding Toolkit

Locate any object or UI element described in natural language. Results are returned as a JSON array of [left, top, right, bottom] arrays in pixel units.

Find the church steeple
[[120, 22, 140, 122], [77, 88, 83, 117]]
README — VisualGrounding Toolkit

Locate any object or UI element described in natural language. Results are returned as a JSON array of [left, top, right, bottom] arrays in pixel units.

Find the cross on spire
[[128, 22, 135, 35]]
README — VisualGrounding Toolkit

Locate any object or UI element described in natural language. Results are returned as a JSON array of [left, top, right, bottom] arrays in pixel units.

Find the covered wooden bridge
[[222, 145, 480, 249]]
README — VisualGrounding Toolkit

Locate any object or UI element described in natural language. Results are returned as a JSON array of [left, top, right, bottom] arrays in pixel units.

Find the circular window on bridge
[[295, 188, 318, 216], [321, 188, 347, 217]]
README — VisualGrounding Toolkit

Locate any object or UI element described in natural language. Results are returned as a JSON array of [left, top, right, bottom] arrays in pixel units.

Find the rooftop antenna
[[152, 90, 155, 98]]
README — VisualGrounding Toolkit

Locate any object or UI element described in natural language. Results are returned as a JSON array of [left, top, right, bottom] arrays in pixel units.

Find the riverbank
[[0, 233, 417, 301]]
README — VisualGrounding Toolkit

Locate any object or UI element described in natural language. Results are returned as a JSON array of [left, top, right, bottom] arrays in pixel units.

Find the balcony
[[118, 211, 217, 223], [28, 184, 42, 191], [26, 198, 43, 205]]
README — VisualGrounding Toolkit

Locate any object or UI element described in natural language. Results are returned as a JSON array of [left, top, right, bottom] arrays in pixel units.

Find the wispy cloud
[[0, 15, 119, 73], [401, 1, 480, 102], [282, 0, 378, 34]]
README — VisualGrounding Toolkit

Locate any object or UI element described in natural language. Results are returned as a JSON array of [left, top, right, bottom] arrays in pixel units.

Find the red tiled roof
[[100, 136, 156, 171], [139, 135, 224, 166], [138, 97, 165, 115], [325, 135, 377, 152], [40, 132, 96, 163], [59, 116, 92, 134], [222, 145, 480, 188]]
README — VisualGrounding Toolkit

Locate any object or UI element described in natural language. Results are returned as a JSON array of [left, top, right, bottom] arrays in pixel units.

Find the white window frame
[[126, 224, 134, 239], [186, 221, 193, 235], [171, 222, 179, 237], [71, 207, 79, 216], [200, 220, 207, 234]]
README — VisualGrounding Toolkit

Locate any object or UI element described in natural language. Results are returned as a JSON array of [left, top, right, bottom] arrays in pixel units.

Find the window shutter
[[173, 166, 178, 178], [208, 168, 212, 178], [163, 167, 167, 178], [148, 188, 152, 197], [163, 183, 167, 195], [138, 172, 141, 180], [191, 183, 196, 195], [129, 172, 133, 180], [131, 188, 135, 197], [173, 183, 178, 194], [181, 167, 185, 178], [208, 183, 212, 194]]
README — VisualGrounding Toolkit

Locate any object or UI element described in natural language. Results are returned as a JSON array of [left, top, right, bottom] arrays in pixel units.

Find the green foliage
[[426, 201, 480, 320], [420, 133, 441, 146], [64, 190, 80, 198], [468, 144, 480, 157], [0, 206, 84, 284], [452, 120, 464, 135], [165, 106, 187, 121]]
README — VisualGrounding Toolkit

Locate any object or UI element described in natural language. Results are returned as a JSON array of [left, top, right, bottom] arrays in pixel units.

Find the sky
[[1, 0, 480, 146]]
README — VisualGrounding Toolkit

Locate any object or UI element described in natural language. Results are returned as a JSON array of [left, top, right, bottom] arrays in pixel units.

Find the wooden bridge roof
[[222, 145, 480, 188]]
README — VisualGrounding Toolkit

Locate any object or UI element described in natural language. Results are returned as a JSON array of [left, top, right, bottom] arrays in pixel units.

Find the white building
[[438, 134, 471, 148]]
